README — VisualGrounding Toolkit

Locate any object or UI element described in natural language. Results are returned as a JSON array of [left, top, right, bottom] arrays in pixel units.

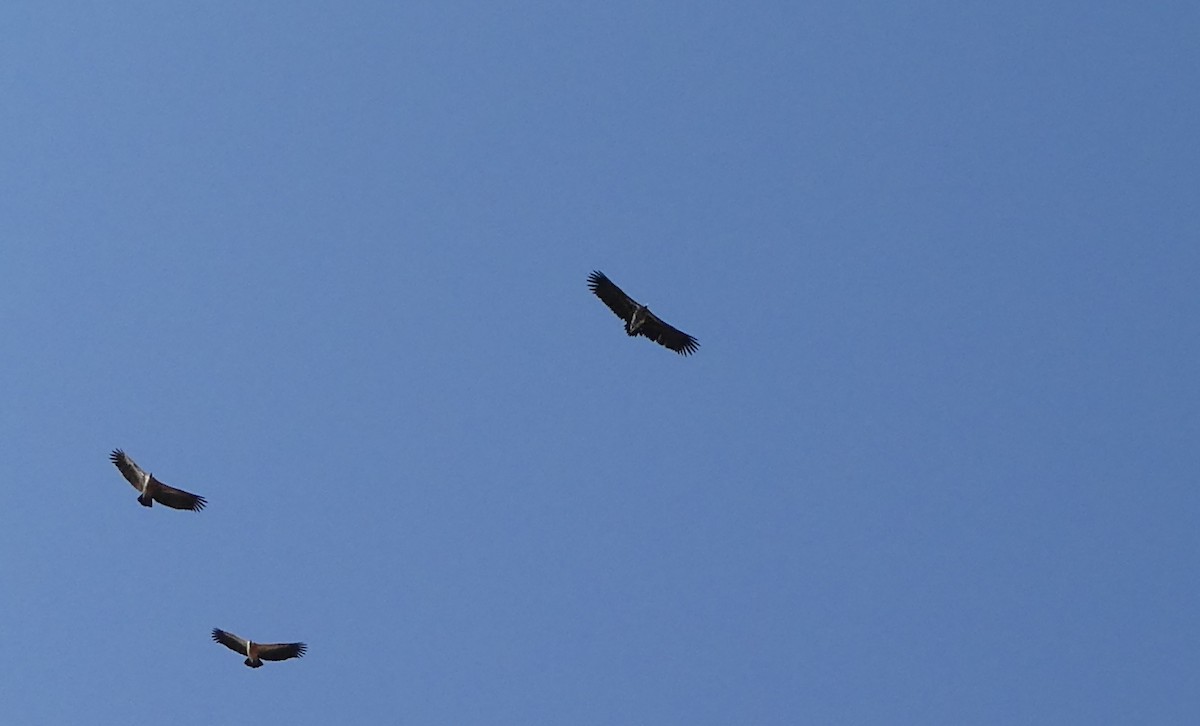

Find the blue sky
[[1, 2, 1197, 723]]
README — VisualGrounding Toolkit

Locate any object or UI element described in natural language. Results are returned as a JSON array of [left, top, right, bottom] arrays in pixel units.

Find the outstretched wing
[[151, 477, 207, 511], [110, 449, 148, 490], [212, 628, 248, 655], [637, 310, 700, 356], [257, 641, 307, 661], [587, 270, 639, 324]]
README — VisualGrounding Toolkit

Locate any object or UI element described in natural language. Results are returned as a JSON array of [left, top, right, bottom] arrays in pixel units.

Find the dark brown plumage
[[211, 628, 307, 668], [587, 270, 699, 356], [109, 449, 206, 511]]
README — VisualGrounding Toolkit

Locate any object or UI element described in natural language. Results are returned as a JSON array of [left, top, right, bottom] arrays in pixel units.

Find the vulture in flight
[[109, 449, 207, 511], [587, 270, 699, 356], [212, 628, 307, 668]]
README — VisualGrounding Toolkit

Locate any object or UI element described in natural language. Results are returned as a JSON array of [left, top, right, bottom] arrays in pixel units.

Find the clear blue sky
[[1, 2, 1196, 723]]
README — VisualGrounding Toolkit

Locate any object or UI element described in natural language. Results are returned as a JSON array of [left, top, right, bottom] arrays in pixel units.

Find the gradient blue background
[[2, 2, 1196, 723]]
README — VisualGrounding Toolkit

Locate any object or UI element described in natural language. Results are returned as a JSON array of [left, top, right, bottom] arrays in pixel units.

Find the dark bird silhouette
[[211, 628, 307, 668], [109, 449, 206, 511], [587, 270, 699, 356]]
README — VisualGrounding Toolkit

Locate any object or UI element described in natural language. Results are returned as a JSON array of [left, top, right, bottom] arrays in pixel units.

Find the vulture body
[[212, 628, 307, 668], [587, 270, 699, 356], [109, 449, 206, 511]]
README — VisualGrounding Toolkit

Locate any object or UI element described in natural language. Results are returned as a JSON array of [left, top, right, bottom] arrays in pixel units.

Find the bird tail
[[245, 657, 262, 668], [137, 493, 153, 507]]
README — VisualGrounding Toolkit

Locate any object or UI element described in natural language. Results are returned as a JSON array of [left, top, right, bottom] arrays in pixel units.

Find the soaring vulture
[[109, 449, 207, 511], [587, 270, 699, 356], [211, 628, 307, 668]]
